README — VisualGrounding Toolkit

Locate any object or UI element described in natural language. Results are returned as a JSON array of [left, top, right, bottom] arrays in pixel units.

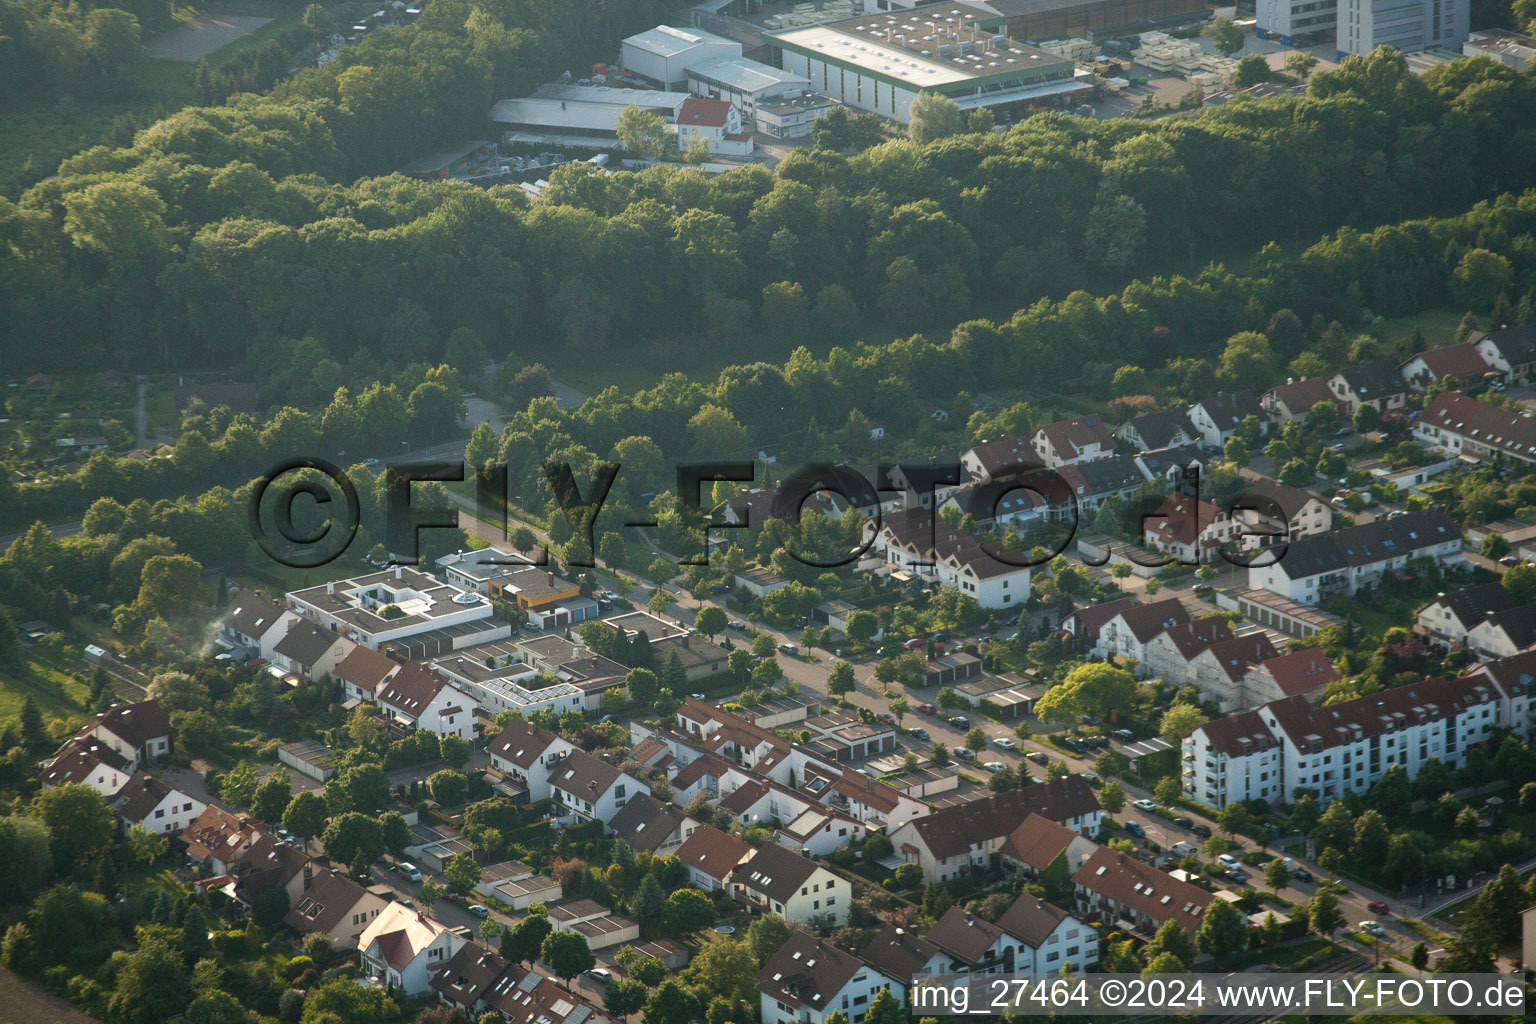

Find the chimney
[[547, 572, 555, 587], [682, 634, 690, 649], [327, 581, 335, 595], [394, 565, 403, 580]]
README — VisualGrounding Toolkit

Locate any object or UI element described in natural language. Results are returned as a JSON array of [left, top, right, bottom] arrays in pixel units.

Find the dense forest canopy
[[3, 22, 1536, 377]]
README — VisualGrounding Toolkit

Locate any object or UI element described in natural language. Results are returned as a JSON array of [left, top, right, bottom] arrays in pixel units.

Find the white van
[[398, 862, 422, 882], [1170, 841, 1199, 859]]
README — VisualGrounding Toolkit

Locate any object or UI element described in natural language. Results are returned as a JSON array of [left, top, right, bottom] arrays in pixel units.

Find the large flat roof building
[[769, 4, 1087, 123], [287, 567, 506, 651], [976, 0, 1211, 42], [623, 25, 742, 89], [491, 85, 692, 144]]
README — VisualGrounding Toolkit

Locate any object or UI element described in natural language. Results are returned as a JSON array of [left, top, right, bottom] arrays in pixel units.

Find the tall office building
[[1335, 0, 1468, 57]]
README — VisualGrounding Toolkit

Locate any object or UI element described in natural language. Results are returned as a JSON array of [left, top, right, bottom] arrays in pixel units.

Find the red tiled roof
[[1254, 648, 1337, 697], [1196, 709, 1278, 758], [677, 96, 732, 127], [1402, 342, 1490, 383]]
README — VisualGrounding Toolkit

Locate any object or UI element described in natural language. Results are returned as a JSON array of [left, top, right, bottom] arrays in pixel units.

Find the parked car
[[585, 968, 613, 983], [1133, 798, 1157, 812], [711, 582, 731, 594], [903, 637, 925, 650], [793, 616, 811, 628], [1062, 738, 1085, 753], [1080, 771, 1100, 786], [467, 904, 490, 919], [953, 748, 976, 761], [876, 712, 895, 725], [992, 736, 1017, 749], [1113, 728, 1135, 742], [915, 703, 938, 715], [1360, 921, 1386, 937], [1172, 816, 1193, 829], [949, 715, 970, 728], [1191, 823, 1212, 839], [981, 761, 1006, 772], [1367, 901, 1391, 915], [1082, 735, 1108, 749], [1124, 821, 1145, 838], [1291, 867, 1315, 883], [1027, 751, 1049, 766], [778, 642, 799, 655], [361, 457, 380, 467], [727, 620, 746, 631], [909, 727, 929, 741], [1081, 713, 1101, 726], [397, 862, 422, 882], [690, 693, 706, 701]]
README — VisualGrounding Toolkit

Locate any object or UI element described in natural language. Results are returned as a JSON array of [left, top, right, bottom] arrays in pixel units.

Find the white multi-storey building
[[1183, 659, 1533, 808], [1336, 0, 1469, 57], [1257, 0, 1338, 45]]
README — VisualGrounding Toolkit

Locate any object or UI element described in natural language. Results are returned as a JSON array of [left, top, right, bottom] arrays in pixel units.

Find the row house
[[40, 736, 133, 798], [359, 901, 466, 995], [1417, 583, 1520, 651], [432, 942, 615, 1024], [1472, 323, 1536, 385], [219, 591, 294, 661], [376, 663, 475, 740], [675, 823, 753, 891], [759, 930, 904, 1024], [1414, 390, 1536, 467], [1399, 341, 1494, 391], [998, 813, 1099, 880], [1144, 493, 1242, 564], [487, 716, 577, 801], [1088, 597, 1192, 664], [114, 774, 206, 835], [729, 841, 848, 924], [1328, 359, 1407, 414], [1073, 848, 1213, 933], [1231, 476, 1332, 550], [1116, 410, 1200, 452], [1261, 377, 1338, 424], [1187, 391, 1267, 446], [547, 749, 649, 822], [333, 645, 403, 703], [1465, 604, 1536, 659], [78, 699, 171, 768], [886, 778, 1102, 882], [1247, 510, 1464, 606], [606, 792, 693, 856], [868, 507, 1031, 609], [1030, 415, 1116, 469]]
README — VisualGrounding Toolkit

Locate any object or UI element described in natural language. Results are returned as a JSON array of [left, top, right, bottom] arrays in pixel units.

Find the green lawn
[[1370, 308, 1466, 347], [0, 652, 92, 736]]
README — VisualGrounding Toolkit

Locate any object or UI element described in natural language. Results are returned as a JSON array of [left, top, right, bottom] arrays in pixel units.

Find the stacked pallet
[[1038, 36, 1095, 61], [766, 1, 859, 28], [1131, 31, 1202, 72]]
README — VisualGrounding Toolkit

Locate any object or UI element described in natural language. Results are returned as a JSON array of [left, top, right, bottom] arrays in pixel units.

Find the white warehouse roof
[[624, 24, 739, 58], [686, 56, 810, 95]]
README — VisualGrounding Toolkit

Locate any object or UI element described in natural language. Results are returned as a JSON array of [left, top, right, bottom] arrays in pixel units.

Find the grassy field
[[1371, 308, 1466, 347], [0, 650, 92, 737]]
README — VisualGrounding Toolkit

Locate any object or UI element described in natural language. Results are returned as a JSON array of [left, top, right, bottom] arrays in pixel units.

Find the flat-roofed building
[[770, 4, 1087, 124]]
